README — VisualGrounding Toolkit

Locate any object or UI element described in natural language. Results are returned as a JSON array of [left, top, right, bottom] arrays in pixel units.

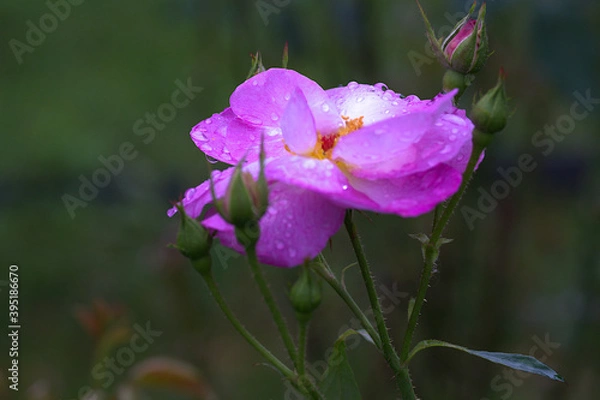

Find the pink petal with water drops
[[326, 83, 414, 125], [167, 163, 261, 219], [265, 155, 378, 210], [191, 108, 288, 165], [280, 88, 317, 155], [202, 182, 345, 268], [230, 68, 341, 134], [332, 91, 466, 179], [347, 163, 463, 217]]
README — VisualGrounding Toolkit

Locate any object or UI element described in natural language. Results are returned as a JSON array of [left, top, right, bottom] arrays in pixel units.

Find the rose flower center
[[310, 115, 364, 159]]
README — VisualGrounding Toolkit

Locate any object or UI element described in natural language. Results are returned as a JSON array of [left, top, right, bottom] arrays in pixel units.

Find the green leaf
[[319, 330, 363, 400], [407, 340, 565, 383]]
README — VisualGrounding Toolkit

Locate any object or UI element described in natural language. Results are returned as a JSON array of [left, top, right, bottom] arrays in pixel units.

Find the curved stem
[[246, 244, 299, 369], [344, 211, 414, 398], [199, 269, 294, 380], [311, 257, 382, 349], [298, 320, 308, 376], [400, 133, 490, 363]]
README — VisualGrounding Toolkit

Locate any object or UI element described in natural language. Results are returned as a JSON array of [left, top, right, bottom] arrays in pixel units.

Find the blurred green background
[[1, 0, 599, 399]]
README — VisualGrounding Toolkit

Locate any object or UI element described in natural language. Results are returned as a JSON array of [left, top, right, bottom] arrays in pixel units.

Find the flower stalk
[[311, 256, 382, 349], [343, 210, 416, 398], [400, 129, 492, 365], [245, 243, 299, 370]]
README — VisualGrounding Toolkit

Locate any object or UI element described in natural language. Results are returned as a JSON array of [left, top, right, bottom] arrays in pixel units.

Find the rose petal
[[167, 164, 260, 219], [326, 83, 412, 125], [332, 91, 469, 178], [191, 108, 287, 165], [347, 164, 463, 217], [265, 155, 378, 210], [202, 182, 345, 268], [230, 68, 341, 134], [281, 88, 317, 155]]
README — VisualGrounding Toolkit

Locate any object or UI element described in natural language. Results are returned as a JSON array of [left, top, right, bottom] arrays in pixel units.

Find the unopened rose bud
[[290, 266, 321, 321], [419, 2, 489, 75], [174, 204, 212, 273], [471, 69, 509, 134], [211, 138, 269, 249], [441, 4, 488, 75]]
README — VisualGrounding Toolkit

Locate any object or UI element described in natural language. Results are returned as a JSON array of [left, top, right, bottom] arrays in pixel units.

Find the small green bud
[[216, 138, 269, 231], [290, 266, 321, 321], [174, 204, 212, 261], [471, 68, 509, 134]]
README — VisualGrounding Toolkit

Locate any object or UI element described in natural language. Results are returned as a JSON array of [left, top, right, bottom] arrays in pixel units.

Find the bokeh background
[[1, 0, 599, 399]]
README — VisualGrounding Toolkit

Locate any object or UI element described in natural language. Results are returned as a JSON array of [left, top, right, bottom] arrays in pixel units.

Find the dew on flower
[[205, 154, 218, 164], [347, 81, 359, 90], [321, 103, 330, 112], [449, 134, 457, 141], [205, 118, 212, 125], [302, 159, 317, 169]]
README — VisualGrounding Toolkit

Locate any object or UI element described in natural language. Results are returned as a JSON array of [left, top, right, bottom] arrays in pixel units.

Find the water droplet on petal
[[435, 122, 443, 127], [384, 109, 390, 114], [252, 80, 258, 86], [289, 248, 297, 258], [221, 153, 231, 161], [392, 101, 399, 106], [356, 97, 364, 103], [321, 103, 330, 112], [267, 127, 281, 137], [185, 188, 196, 198], [440, 145, 452, 154], [449, 135, 457, 141], [268, 207, 278, 215], [205, 154, 218, 164], [302, 159, 317, 169], [223, 146, 230, 153], [342, 185, 349, 190], [217, 126, 227, 137], [451, 128, 459, 134], [201, 144, 213, 152], [276, 241, 284, 250], [284, 93, 291, 101], [205, 118, 212, 125], [347, 81, 359, 90], [271, 112, 279, 121], [457, 155, 464, 161]]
